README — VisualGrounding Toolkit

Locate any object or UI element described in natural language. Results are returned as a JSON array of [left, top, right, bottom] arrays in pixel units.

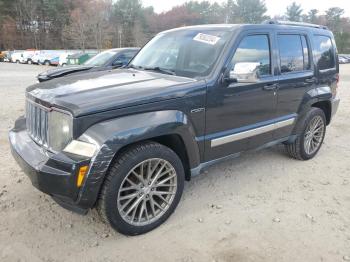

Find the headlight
[[48, 110, 73, 152]]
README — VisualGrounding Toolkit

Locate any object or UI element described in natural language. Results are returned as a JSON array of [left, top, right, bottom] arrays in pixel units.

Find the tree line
[[0, 0, 349, 53]]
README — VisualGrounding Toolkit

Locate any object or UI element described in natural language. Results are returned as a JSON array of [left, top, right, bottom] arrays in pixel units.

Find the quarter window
[[278, 34, 305, 73], [313, 35, 335, 70], [231, 35, 271, 77]]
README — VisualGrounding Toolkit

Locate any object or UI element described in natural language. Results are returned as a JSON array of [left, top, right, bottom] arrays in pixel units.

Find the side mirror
[[226, 62, 260, 84]]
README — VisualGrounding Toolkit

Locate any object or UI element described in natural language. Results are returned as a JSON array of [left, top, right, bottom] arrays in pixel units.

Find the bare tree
[[88, 0, 113, 50], [64, 7, 89, 50]]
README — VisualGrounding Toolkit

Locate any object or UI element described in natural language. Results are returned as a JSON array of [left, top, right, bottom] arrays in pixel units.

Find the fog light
[[77, 166, 89, 187]]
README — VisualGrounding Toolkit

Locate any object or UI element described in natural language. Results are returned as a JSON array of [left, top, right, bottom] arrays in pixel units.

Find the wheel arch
[[311, 100, 331, 125], [75, 110, 201, 208], [296, 87, 333, 126]]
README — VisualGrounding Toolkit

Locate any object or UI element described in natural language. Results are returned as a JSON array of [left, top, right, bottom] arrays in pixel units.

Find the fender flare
[[75, 110, 201, 208], [292, 86, 333, 136]]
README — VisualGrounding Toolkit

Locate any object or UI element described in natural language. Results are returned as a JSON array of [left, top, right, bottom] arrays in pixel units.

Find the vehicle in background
[[339, 54, 350, 64], [67, 52, 97, 65], [339, 56, 348, 64], [3, 51, 11, 62], [59, 51, 81, 66], [37, 50, 67, 65], [31, 52, 42, 64], [21, 50, 40, 64], [49, 56, 60, 66], [10, 51, 24, 63], [0, 51, 4, 61], [37, 48, 139, 82]]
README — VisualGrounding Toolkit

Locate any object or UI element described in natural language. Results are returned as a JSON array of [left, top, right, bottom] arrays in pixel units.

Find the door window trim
[[276, 33, 313, 76], [224, 30, 275, 79]]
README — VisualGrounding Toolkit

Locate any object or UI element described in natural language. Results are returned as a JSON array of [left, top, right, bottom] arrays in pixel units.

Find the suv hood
[[27, 69, 198, 117], [38, 65, 94, 81]]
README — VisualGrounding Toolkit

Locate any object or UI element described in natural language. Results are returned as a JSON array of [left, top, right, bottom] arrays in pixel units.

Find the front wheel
[[97, 142, 185, 235], [285, 108, 326, 160]]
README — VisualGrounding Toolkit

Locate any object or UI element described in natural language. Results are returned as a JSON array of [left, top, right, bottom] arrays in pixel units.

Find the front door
[[205, 31, 278, 161]]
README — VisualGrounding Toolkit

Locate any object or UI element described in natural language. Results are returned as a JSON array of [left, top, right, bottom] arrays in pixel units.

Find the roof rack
[[262, 20, 328, 30]]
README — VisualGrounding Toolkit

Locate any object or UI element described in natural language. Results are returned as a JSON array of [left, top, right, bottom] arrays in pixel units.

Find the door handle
[[263, 83, 278, 91]]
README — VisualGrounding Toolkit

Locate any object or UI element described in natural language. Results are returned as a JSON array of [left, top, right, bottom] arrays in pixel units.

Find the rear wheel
[[44, 60, 50, 66], [97, 142, 185, 235], [285, 108, 326, 160], [27, 59, 32, 65]]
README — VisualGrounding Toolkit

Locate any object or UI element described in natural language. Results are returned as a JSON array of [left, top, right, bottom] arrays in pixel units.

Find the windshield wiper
[[144, 66, 176, 76], [127, 64, 143, 69]]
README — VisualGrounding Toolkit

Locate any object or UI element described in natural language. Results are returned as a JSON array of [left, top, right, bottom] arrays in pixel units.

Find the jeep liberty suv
[[9, 21, 340, 235]]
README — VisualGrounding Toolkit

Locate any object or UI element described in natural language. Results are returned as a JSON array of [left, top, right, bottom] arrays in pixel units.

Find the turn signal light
[[77, 166, 89, 187]]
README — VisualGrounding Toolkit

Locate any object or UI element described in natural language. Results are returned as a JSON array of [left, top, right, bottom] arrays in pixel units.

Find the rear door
[[274, 30, 315, 139]]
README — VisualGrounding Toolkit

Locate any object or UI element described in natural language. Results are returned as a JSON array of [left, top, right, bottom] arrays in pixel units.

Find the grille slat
[[26, 100, 49, 147]]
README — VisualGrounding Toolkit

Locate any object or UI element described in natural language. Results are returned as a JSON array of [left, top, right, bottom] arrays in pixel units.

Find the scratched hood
[[27, 69, 198, 117]]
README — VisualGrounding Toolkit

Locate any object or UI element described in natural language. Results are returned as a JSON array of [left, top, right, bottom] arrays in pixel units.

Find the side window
[[113, 54, 126, 65], [231, 35, 271, 77], [114, 52, 136, 65], [277, 34, 304, 73], [313, 35, 335, 70]]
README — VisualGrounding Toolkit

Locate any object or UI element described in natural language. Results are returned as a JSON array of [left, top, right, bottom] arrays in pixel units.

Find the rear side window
[[278, 34, 305, 73], [231, 35, 271, 76], [313, 35, 335, 70]]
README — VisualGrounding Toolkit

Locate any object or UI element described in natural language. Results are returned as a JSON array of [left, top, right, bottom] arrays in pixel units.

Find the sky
[[142, 0, 350, 17]]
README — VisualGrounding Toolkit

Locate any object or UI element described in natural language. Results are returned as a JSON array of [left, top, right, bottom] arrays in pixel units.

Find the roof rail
[[262, 20, 328, 30]]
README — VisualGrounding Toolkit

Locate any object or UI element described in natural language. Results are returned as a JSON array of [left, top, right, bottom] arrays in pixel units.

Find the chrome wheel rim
[[117, 158, 177, 226], [304, 115, 325, 155]]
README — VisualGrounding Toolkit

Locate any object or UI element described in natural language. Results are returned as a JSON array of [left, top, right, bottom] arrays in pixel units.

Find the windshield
[[83, 51, 117, 66], [130, 30, 232, 78]]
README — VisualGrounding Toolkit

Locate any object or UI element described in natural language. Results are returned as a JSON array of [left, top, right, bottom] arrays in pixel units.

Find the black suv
[[9, 21, 340, 235]]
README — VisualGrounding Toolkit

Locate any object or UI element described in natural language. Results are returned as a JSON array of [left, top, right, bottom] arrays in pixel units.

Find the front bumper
[[9, 117, 91, 214]]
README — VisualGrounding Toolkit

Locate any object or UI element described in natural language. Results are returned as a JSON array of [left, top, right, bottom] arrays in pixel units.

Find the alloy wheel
[[117, 158, 177, 226], [304, 115, 325, 155]]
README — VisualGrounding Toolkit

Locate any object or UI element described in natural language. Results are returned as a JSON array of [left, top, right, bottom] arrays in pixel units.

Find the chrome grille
[[26, 100, 49, 147]]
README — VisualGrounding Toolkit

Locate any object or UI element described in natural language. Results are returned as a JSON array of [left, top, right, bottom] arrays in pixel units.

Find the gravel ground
[[0, 62, 349, 262]]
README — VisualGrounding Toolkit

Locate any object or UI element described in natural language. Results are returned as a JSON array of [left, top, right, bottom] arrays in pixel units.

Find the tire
[[16, 60, 20, 64], [27, 59, 32, 65], [97, 141, 185, 235], [285, 108, 326, 160], [44, 60, 50, 66]]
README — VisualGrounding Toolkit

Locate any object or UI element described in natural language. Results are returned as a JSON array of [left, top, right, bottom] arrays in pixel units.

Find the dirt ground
[[0, 62, 349, 262]]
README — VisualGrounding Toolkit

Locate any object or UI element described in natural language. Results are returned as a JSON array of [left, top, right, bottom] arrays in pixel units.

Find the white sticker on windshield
[[193, 33, 221, 45]]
